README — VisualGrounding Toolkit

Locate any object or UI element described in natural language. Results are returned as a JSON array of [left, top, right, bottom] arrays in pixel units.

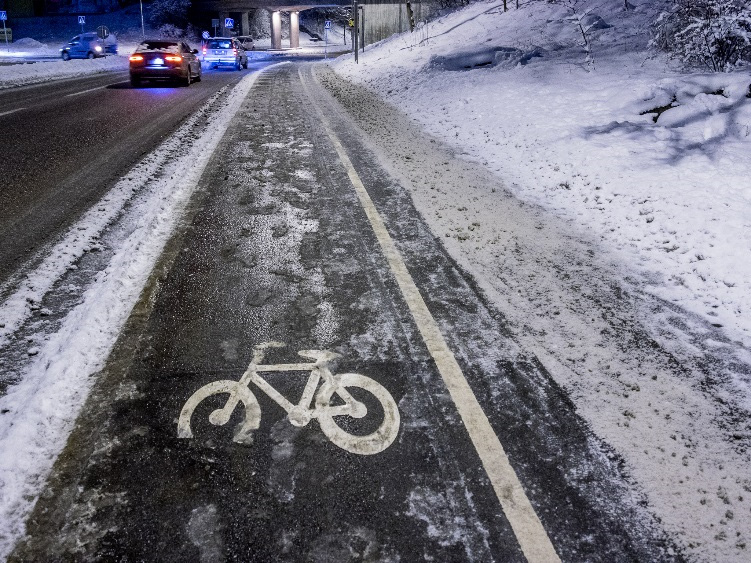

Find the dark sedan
[[129, 40, 202, 87]]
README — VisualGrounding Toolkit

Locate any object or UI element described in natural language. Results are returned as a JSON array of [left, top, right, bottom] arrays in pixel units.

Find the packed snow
[[0, 0, 750, 560], [327, 0, 751, 560], [0, 68, 265, 560]]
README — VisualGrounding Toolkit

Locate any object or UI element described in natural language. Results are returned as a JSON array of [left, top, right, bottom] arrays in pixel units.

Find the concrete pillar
[[290, 11, 300, 49], [241, 11, 250, 35], [270, 11, 282, 49]]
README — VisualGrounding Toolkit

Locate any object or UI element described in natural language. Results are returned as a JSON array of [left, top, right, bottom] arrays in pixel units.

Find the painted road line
[[65, 82, 128, 97], [300, 68, 560, 563], [0, 107, 25, 117]]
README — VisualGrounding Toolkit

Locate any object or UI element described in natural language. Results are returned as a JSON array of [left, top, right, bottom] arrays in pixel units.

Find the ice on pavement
[[330, 0, 751, 560], [0, 70, 264, 560]]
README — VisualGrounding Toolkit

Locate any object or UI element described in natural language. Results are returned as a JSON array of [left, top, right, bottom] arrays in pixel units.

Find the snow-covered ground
[[1, 1, 750, 560], [326, 0, 751, 561], [0, 68, 265, 561], [336, 0, 751, 350]]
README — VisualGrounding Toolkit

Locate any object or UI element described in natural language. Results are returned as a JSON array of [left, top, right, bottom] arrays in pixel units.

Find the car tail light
[[165, 55, 182, 62], [233, 48, 237, 55], [129, 55, 144, 62], [202, 47, 206, 54]]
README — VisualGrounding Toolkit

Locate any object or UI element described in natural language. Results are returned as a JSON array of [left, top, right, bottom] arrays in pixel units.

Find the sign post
[[0, 11, 8, 53], [324, 20, 331, 59], [97, 25, 108, 55], [78, 15, 85, 33], [211, 19, 219, 37]]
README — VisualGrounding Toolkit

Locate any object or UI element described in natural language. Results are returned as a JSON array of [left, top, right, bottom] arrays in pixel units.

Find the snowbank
[[331, 0, 751, 560], [0, 55, 128, 89], [334, 0, 751, 348]]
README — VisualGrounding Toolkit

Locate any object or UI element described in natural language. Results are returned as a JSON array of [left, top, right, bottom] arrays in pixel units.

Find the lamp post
[[140, 0, 145, 37]]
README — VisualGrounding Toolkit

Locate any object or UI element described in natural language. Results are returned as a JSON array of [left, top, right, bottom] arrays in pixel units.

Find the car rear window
[[208, 40, 232, 49], [136, 41, 180, 53]]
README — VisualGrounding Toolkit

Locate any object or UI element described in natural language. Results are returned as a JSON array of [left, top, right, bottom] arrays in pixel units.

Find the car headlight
[[95, 46, 102, 52]]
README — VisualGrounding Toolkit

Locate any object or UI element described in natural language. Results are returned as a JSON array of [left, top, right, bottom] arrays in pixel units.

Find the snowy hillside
[[331, 1, 751, 561]]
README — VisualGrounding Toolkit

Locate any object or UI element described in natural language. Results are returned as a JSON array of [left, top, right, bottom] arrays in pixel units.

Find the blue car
[[60, 32, 118, 60]]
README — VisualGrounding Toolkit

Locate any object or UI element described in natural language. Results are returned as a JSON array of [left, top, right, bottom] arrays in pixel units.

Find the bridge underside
[[195, 1, 351, 49], [196, 0, 416, 50]]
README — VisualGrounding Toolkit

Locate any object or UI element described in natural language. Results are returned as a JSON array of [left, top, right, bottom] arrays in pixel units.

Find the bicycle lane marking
[[176, 344, 401, 455], [299, 67, 560, 563]]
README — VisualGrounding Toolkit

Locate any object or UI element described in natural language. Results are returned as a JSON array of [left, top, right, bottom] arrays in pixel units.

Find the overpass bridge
[[194, 0, 429, 50]]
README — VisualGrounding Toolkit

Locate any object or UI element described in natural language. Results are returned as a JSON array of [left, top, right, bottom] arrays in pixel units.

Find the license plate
[[153, 57, 164, 65], [218, 50, 225, 55]]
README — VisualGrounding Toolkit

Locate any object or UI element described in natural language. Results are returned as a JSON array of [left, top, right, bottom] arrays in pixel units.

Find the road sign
[[225, 17, 234, 29], [78, 15, 85, 24], [1, 11, 7, 53], [97, 25, 109, 39], [202, 31, 210, 40], [324, 20, 331, 29], [348, 19, 354, 27]]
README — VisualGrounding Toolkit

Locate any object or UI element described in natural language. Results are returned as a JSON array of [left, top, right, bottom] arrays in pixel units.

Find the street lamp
[[140, 0, 145, 38]]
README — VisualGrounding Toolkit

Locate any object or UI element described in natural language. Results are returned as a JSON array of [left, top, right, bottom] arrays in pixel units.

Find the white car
[[202, 37, 248, 70]]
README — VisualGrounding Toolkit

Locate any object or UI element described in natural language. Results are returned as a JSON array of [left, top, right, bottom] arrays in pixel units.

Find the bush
[[652, 0, 751, 71], [149, 0, 192, 29]]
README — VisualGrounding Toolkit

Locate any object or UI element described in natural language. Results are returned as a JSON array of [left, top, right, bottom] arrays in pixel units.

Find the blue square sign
[[1, 11, 8, 21], [325, 20, 331, 29], [225, 17, 234, 29], [78, 15, 85, 24]]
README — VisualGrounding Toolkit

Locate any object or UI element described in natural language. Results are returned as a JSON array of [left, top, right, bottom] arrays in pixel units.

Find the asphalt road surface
[[10, 63, 682, 561], [0, 67, 248, 287]]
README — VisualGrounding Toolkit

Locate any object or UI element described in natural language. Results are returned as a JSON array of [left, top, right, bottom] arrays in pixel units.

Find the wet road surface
[[0, 67, 247, 287]]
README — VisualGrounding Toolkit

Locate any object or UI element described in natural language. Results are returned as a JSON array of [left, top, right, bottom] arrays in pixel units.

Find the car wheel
[[61, 51, 71, 61], [235, 60, 241, 71], [130, 75, 141, 88], [242, 60, 248, 69], [184, 69, 192, 87], [194, 69, 202, 82], [87, 52, 95, 60]]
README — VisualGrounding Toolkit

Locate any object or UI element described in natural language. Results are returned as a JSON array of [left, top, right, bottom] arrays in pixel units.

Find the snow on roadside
[[333, 0, 751, 350], [0, 66, 267, 560], [0, 54, 128, 89], [329, 0, 751, 560]]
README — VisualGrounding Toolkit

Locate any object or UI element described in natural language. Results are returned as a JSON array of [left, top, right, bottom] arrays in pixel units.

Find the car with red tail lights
[[202, 37, 247, 70], [129, 39, 202, 87]]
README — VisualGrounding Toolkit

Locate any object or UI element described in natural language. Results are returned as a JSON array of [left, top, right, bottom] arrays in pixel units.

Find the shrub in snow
[[149, 0, 191, 29], [652, 0, 751, 71]]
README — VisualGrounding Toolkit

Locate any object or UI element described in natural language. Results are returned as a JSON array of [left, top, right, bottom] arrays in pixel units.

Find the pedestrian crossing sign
[[78, 15, 85, 24]]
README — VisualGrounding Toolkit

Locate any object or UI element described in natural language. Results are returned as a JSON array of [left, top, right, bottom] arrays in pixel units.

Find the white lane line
[[0, 107, 25, 117], [65, 81, 128, 97], [300, 68, 560, 563]]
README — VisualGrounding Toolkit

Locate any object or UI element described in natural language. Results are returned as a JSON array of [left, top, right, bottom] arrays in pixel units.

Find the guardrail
[[0, 27, 11, 42]]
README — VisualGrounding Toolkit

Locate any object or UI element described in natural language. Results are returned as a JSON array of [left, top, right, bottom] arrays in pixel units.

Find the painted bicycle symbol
[[177, 342, 400, 455]]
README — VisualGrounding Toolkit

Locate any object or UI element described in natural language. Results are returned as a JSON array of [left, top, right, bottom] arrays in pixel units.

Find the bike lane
[[13, 64, 678, 561]]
